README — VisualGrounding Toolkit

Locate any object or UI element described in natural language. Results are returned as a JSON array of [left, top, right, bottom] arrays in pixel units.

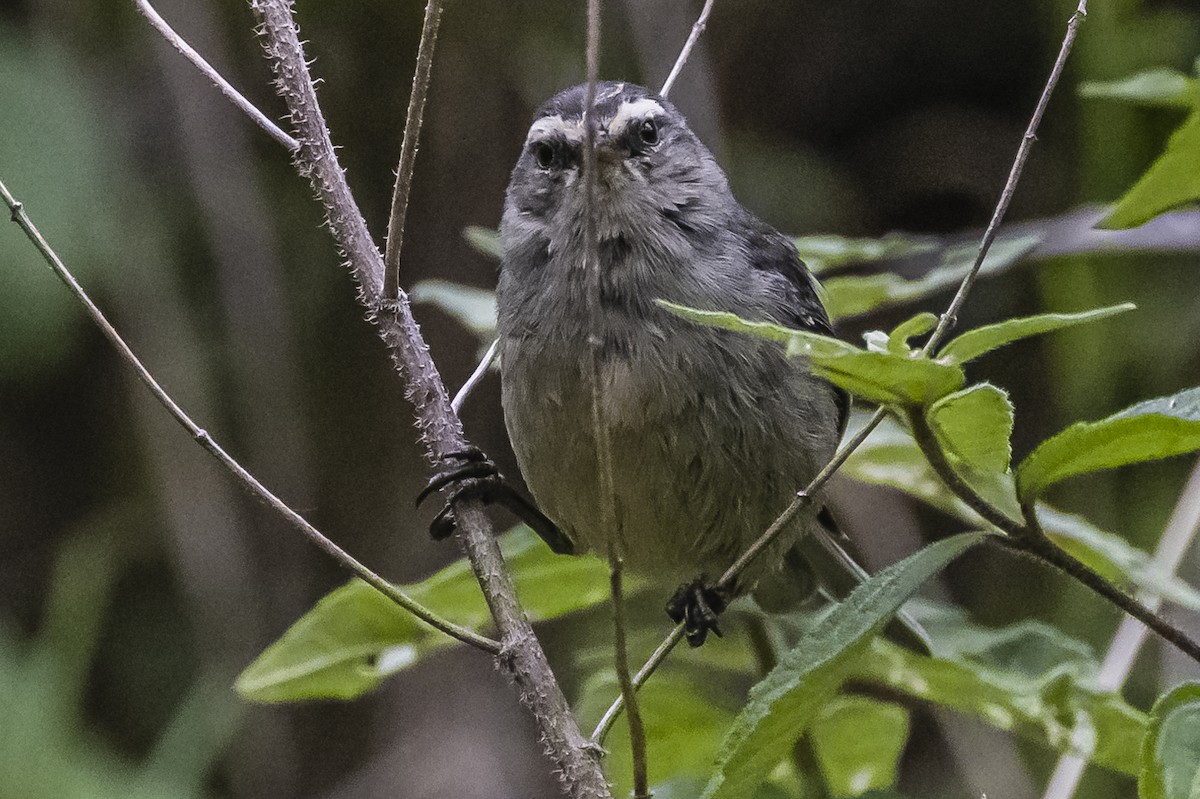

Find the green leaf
[[410, 279, 497, 341], [854, 614, 1147, 777], [792, 233, 936, 275], [928, 384, 1014, 474], [462, 225, 503, 259], [1101, 109, 1200, 229], [842, 414, 1200, 610], [1079, 68, 1198, 109], [701, 533, 987, 799], [661, 302, 965, 406], [938, 304, 1136, 365], [1140, 682, 1200, 799], [808, 697, 909, 797], [887, 312, 938, 355], [1017, 387, 1200, 502], [236, 527, 621, 702], [822, 234, 1042, 320]]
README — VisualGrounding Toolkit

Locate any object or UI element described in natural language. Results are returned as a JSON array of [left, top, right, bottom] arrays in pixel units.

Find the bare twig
[[924, 0, 1088, 352], [136, 0, 298, 151], [609, 551, 650, 798], [597, 0, 1094, 734], [659, 0, 715, 98], [0, 177, 497, 655], [383, 0, 445, 301], [1041, 458, 1200, 799], [451, 337, 499, 414], [245, 3, 610, 795]]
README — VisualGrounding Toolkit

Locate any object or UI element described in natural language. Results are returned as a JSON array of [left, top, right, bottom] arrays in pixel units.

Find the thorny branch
[[131, 1, 608, 795]]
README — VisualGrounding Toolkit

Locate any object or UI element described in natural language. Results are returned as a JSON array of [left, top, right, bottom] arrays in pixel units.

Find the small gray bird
[[424, 81, 902, 647]]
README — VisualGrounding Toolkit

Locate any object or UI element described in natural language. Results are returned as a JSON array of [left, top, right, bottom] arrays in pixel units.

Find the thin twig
[[659, 0, 715, 98], [135, 0, 298, 151], [246, 3, 609, 795], [383, 0, 445, 300], [1041, 458, 1200, 799], [609, 551, 650, 798], [924, 0, 1088, 353], [600, 0, 1093, 733], [592, 626, 687, 744], [580, 0, 646, 783], [451, 337, 499, 415], [0, 177, 497, 655]]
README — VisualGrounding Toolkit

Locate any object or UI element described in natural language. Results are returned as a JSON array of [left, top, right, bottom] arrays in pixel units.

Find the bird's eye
[[638, 119, 659, 146], [532, 141, 556, 170]]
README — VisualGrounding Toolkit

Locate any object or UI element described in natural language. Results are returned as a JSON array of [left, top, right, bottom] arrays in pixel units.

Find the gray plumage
[[496, 82, 847, 601]]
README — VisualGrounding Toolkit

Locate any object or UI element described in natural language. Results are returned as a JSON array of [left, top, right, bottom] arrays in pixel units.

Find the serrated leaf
[[1140, 682, 1200, 799], [938, 304, 1136, 365], [855, 612, 1146, 777], [701, 533, 987, 799], [1079, 68, 1198, 109], [1017, 387, 1200, 502], [661, 303, 965, 406], [842, 414, 1200, 610], [1101, 109, 1200, 229], [822, 234, 1041, 320], [462, 225, 503, 259], [808, 697, 909, 797], [792, 232, 937, 275], [236, 527, 621, 702], [928, 384, 1014, 474]]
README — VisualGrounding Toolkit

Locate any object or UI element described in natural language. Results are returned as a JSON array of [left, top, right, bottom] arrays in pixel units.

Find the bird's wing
[[741, 214, 850, 439]]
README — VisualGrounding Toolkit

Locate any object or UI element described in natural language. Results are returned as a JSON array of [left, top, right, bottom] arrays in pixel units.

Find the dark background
[[2, 0, 1199, 796]]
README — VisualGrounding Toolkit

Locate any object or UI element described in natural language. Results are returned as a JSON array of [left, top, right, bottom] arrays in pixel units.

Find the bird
[[422, 81, 911, 648]]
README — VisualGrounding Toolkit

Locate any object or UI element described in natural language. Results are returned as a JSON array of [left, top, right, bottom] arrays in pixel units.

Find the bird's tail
[[752, 506, 934, 654]]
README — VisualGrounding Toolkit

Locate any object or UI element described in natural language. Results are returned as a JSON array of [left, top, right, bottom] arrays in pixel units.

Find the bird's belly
[[500, 333, 834, 583]]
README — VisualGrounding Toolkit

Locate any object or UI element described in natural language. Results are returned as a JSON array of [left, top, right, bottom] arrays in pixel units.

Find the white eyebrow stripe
[[606, 98, 665, 134], [526, 115, 584, 144]]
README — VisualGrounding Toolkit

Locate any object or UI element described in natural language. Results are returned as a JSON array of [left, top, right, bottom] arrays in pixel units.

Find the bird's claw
[[667, 577, 732, 647], [417, 447, 503, 540]]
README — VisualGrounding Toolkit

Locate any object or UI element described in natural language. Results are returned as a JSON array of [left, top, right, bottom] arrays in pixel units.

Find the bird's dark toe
[[666, 577, 731, 648]]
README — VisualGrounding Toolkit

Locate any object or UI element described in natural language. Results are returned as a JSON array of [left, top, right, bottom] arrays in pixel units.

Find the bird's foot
[[416, 447, 575, 555], [416, 447, 503, 540], [667, 577, 733, 648]]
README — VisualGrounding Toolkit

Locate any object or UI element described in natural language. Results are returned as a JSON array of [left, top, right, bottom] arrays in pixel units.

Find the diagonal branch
[[382, 0, 445, 300], [136, 0, 298, 151], [659, 0, 715, 98], [245, 2, 610, 796], [0, 177, 497, 655], [905, 407, 1200, 665]]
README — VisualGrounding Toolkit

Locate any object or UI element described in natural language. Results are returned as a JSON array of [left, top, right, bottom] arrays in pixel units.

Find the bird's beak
[[590, 129, 623, 168]]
